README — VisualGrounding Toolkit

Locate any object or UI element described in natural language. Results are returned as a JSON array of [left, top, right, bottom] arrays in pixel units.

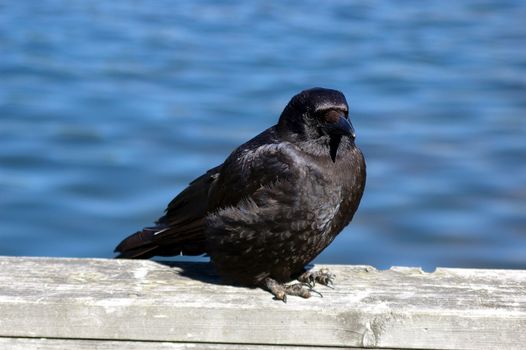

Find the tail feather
[[114, 227, 160, 259], [115, 165, 221, 259]]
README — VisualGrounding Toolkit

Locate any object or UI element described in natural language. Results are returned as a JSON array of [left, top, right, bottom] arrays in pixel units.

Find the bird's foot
[[297, 267, 335, 289], [263, 277, 322, 303]]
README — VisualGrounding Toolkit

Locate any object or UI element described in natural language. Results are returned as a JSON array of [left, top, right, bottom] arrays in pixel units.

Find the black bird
[[115, 87, 366, 301]]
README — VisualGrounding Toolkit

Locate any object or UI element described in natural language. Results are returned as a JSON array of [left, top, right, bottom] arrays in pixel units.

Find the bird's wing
[[160, 165, 222, 227], [115, 133, 306, 259], [114, 165, 222, 258], [208, 142, 306, 210]]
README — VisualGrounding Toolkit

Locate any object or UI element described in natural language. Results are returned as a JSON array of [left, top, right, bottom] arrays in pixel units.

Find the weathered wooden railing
[[0, 256, 524, 349]]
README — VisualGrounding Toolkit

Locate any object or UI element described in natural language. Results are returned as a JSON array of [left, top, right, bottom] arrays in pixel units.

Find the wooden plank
[[0, 257, 524, 350], [0, 337, 377, 350]]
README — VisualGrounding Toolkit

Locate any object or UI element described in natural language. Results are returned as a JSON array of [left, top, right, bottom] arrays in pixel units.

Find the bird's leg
[[263, 277, 313, 303], [297, 267, 335, 289]]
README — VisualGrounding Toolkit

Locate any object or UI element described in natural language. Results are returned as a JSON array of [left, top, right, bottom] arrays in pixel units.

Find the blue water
[[1, 1, 525, 270]]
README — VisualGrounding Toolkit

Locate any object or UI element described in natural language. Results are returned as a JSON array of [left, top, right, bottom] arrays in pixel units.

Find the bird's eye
[[323, 110, 341, 124]]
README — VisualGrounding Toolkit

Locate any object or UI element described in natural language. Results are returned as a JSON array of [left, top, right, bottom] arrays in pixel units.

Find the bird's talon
[[298, 268, 336, 289], [309, 288, 323, 298], [300, 282, 312, 289]]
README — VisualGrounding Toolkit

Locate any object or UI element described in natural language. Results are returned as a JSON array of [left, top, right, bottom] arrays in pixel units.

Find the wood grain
[[0, 337, 386, 350], [0, 257, 524, 349]]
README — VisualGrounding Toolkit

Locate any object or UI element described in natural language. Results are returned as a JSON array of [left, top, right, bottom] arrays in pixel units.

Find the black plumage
[[115, 87, 366, 301]]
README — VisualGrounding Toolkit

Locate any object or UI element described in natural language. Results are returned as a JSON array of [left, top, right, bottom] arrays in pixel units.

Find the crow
[[115, 87, 366, 302]]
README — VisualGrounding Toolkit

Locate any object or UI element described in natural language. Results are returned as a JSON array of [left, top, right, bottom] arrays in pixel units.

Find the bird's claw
[[264, 269, 335, 302], [264, 277, 316, 302], [272, 289, 287, 303], [274, 294, 287, 303], [308, 287, 323, 298], [298, 268, 336, 289]]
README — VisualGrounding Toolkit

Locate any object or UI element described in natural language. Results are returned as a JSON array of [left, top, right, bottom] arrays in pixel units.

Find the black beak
[[328, 115, 355, 139], [327, 115, 355, 163]]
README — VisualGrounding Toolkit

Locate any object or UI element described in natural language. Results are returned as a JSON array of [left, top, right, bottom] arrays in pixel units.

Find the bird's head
[[277, 87, 356, 162]]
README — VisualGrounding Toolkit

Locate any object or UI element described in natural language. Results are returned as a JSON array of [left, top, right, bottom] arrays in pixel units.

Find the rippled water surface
[[1, 1, 525, 270]]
